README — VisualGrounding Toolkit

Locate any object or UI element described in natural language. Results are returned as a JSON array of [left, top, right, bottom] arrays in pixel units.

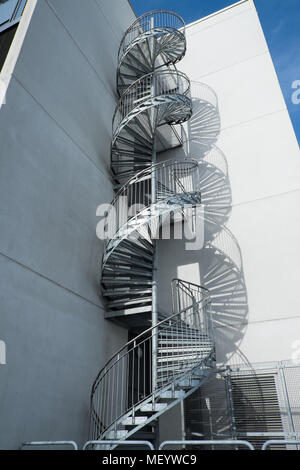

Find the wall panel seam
[[45, 0, 118, 102], [11, 74, 112, 183], [0, 249, 105, 312], [185, 4, 255, 35]]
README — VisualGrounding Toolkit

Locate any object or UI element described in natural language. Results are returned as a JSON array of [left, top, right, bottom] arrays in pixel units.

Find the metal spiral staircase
[[89, 10, 217, 446]]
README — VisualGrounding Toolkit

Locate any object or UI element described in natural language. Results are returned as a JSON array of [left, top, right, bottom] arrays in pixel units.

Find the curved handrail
[[90, 280, 213, 439], [92, 285, 211, 393], [159, 440, 255, 450], [113, 69, 191, 134], [112, 158, 199, 207], [92, 8, 219, 445], [172, 279, 210, 316], [118, 10, 185, 61], [102, 159, 201, 249]]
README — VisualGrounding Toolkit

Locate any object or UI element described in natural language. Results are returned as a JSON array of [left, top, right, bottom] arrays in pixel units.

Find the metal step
[[176, 378, 202, 388], [121, 416, 148, 426], [108, 296, 152, 309], [101, 279, 152, 287], [105, 305, 152, 318], [103, 266, 152, 277], [140, 403, 167, 413], [103, 288, 152, 298]]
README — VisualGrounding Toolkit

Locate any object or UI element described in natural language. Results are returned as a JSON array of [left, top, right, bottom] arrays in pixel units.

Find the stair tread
[[122, 416, 148, 426]]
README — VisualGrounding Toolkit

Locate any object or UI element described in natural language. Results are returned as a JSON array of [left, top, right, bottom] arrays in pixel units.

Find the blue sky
[[130, 0, 300, 146], [0, 0, 18, 23]]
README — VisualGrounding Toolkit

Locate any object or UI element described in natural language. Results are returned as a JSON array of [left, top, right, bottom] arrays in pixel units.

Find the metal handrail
[[102, 159, 201, 250], [118, 10, 185, 61], [159, 440, 255, 450], [113, 69, 191, 134], [172, 279, 210, 323], [90, 281, 213, 440], [92, 285, 211, 391], [92, 8, 219, 447], [172, 279, 210, 294], [21, 441, 78, 450], [112, 158, 199, 205], [262, 440, 300, 450]]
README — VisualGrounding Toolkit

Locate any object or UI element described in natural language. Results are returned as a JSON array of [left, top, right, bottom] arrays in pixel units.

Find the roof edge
[[185, 0, 254, 30]]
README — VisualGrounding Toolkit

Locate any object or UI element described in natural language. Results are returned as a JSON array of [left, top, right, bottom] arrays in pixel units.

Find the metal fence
[[184, 360, 300, 450], [0, 0, 27, 33]]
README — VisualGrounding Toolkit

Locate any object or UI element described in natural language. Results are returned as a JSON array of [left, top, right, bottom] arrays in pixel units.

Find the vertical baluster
[[143, 340, 146, 399], [150, 338, 152, 394], [111, 364, 115, 432], [97, 378, 103, 437], [137, 342, 140, 405], [120, 355, 124, 419], [104, 370, 108, 432], [172, 315, 175, 383], [132, 343, 135, 408], [116, 355, 120, 420]]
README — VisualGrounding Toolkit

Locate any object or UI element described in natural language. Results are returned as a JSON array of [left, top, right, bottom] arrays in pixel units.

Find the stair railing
[[113, 69, 192, 134], [172, 279, 213, 332], [89, 280, 213, 441], [118, 10, 185, 61], [102, 159, 201, 254]]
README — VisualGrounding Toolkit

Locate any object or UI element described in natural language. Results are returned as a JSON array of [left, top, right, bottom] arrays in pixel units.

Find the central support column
[[151, 140, 158, 393], [150, 14, 158, 394]]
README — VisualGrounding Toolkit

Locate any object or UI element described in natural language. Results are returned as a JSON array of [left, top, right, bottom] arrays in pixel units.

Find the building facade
[[0, 0, 299, 450]]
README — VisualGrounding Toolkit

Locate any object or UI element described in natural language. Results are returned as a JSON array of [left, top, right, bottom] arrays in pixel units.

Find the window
[[0, 0, 27, 71]]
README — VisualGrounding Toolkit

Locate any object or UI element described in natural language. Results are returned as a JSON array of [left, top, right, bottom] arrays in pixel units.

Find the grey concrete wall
[[0, 0, 135, 449]]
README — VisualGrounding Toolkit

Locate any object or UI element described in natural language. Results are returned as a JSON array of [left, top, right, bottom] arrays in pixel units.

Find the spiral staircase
[[89, 10, 218, 447]]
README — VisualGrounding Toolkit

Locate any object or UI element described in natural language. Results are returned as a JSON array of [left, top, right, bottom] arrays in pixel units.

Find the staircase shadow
[[188, 81, 248, 361], [193, 219, 249, 361], [158, 221, 249, 364], [186, 81, 221, 155], [157, 80, 249, 363]]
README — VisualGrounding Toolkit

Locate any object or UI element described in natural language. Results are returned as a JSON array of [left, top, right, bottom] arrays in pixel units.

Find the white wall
[[0, 0, 135, 449], [158, 0, 300, 370]]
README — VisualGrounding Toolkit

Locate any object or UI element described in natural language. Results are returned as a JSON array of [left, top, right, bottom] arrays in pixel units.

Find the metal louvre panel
[[231, 373, 285, 450], [184, 363, 300, 450], [184, 373, 233, 450]]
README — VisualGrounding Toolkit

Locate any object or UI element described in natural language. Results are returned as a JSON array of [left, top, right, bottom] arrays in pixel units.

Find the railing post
[[278, 362, 298, 449], [151, 54, 158, 392]]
